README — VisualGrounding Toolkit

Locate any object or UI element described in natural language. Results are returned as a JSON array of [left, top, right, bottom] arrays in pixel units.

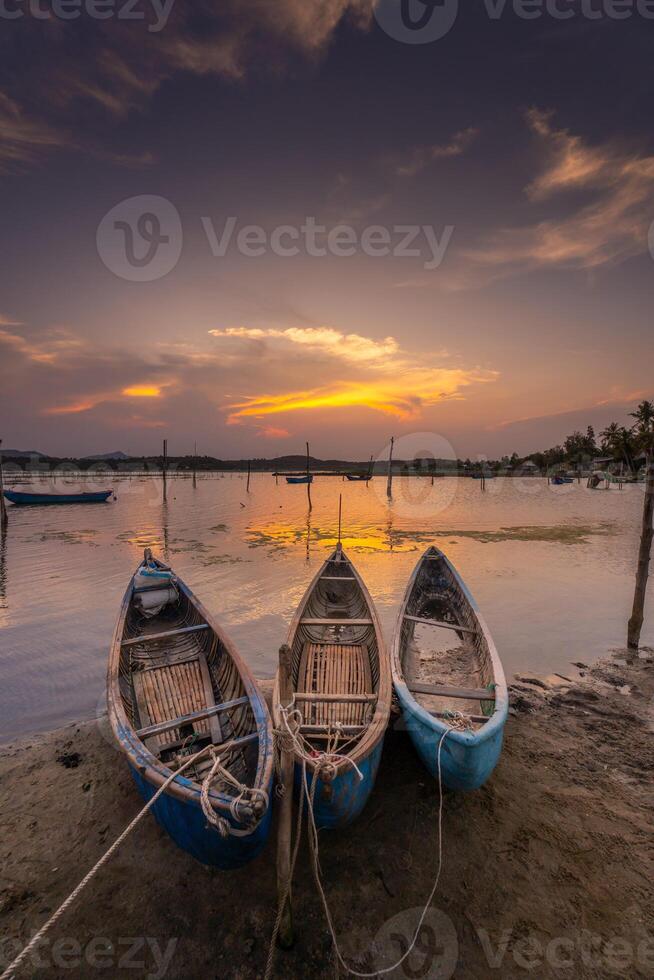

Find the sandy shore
[[1, 652, 653, 979]]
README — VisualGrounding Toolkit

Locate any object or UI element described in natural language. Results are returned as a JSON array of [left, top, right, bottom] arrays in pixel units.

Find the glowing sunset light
[[227, 368, 497, 423], [122, 385, 163, 398]]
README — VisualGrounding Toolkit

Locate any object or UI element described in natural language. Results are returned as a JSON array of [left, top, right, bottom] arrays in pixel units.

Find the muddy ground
[[1, 650, 653, 979]]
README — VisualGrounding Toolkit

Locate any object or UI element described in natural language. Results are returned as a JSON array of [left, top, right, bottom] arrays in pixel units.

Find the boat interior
[[288, 553, 381, 751], [118, 571, 260, 790], [399, 553, 496, 728]]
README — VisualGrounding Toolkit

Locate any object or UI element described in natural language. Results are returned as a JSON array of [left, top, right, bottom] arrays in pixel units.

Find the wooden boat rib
[[273, 543, 391, 828], [4, 489, 113, 505], [107, 551, 274, 868], [391, 546, 508, 791]]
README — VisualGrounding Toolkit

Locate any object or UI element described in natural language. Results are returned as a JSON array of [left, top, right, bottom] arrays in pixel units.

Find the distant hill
[[82, 451, 131, 461]]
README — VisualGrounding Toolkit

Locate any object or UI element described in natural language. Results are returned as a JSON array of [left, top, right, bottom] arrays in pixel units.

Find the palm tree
[[600, 422, 635, 472], [627, 400, 654, 650]]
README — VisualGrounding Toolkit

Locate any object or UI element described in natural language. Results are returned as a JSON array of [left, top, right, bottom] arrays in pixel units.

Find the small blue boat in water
[[107, 551, 274, 868], [4, 489, 113, 505], [286, 474, 313, 484], [551, 476, 574, 485], [273, 544, 391, 828], [391, 547, 508, 791]]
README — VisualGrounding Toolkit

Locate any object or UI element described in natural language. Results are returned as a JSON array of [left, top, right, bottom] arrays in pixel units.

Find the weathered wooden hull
[[273, 544, 391, 830], [4, 489, 113, 505], [286, 475, 313, 484], [391, 547, 508, 791], [107, 558, 274, 870]]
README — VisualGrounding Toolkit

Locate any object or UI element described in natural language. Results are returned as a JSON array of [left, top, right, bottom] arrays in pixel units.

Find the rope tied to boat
[[199, 746, 269, 839], [266, 717, 456, 979], [441, 708, 475, 731], [274, 703, 364, 785], [1, 740, 270, 980]]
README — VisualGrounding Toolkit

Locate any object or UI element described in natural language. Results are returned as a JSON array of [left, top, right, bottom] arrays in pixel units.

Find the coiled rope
[[265, 704, 456, 978], [1, 742, 267, 980]]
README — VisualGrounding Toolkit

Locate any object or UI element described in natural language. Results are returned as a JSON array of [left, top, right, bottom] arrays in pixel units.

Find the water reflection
[[0, 474, 652, 742]]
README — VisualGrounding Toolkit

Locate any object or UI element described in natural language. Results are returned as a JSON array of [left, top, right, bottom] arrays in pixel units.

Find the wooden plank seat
[[300, 617, 373, 626], [122, 623, 209, 648], [404, 614, 478, 635], [133, 651, 222, 754], [296, 642, 375, 729], [136, 696, 249, 739], [408, 681, 496, 701]]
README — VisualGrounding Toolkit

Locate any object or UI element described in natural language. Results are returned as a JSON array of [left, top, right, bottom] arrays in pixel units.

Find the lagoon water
[[0, 472, 651, 742]]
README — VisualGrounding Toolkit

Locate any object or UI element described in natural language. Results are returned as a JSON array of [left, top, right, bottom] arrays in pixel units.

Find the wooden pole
[[246, 459, 251, 493], [386, 436, 394, 499], [162, 439, 167, 499], [0, 440, 8, 530], [366, 454, 373, 485], [628, 448, 654, 649], [193, 441, 197, 488], [338, 493, 342, 545], [276, 643, 295, 949], [306, 442, 312, 512]]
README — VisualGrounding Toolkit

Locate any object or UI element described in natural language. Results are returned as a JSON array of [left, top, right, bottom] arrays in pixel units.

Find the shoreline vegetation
[[2, 415, 651, 478], [1, 650, 652, 979]]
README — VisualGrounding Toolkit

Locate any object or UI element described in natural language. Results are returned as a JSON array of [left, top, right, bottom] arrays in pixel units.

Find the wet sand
[[1, 651, 653, 979]]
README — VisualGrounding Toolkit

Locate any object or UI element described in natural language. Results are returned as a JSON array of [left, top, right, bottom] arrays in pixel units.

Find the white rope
[[1, 742, 267, 980], [200, 746, 270, 839], [304, 727, 451, 978], [264, 705, 453, 979]]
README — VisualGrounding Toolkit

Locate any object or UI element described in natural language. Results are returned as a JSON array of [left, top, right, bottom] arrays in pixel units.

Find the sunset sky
[[1, 1, 653, 460]]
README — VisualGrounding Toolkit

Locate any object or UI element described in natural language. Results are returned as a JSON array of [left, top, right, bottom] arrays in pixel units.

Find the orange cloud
[[228, 370, 496, 423], [258, 426, 291, 438], [122, 385, 162, 397]]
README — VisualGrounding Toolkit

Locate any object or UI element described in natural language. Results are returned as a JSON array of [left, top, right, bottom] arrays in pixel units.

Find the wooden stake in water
[[0, 440, 8, 530], [306, 442, 312, 512], [276, 643, 295, 949], [386, 436, 394, 499], [193, 441, 197, 489], [246, 459, 251, 493], [366, 454, 373, 485], [162, 439, 168, 499]]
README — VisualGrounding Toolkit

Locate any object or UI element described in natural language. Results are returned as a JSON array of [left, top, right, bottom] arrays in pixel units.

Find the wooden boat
[[391, 546, 508, 791], [273, 543, 391, 828], [552, 476, 573, 485], [107, 551, 274, 868], [345, 473, 370, 481], [4, 489, 113, 505], [286, 474, 313, 484]]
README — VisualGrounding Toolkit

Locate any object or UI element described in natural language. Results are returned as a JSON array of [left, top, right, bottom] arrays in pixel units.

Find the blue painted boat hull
[[395, 686, 505, 790], [286, 475, 313, 484], [4, 489, 113, 505], [129, 763, 272, 869], [294, 738, 384, 829]]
